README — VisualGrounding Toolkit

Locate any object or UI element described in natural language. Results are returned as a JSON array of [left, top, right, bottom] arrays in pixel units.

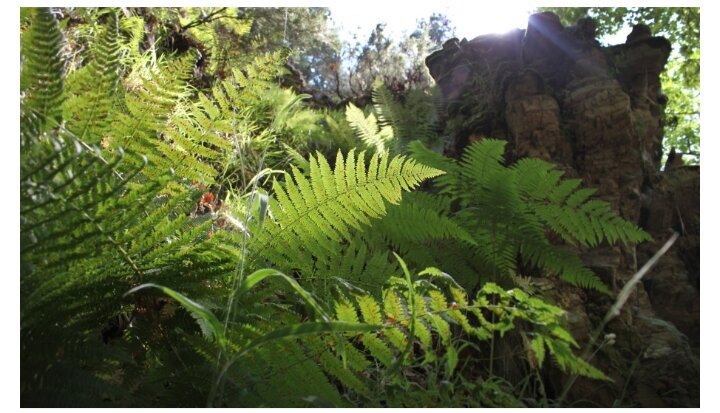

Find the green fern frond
[[223, 338, 346, 407], [323, 269, 609, 396], [251, 149, 444, 272], [512, 157, 652, 248], [20, 8, 65, 141], [408, 139, 649, 293], [305, 336, 370, 397], [407, 140, 459, 196], [20, 131, 236, 406], [312, 236, 399, 297], [119, 15, 146, 63], [231, 49, 291, 91], [458, 138, 508, 196], [356, 294, 384, 325], [518, 226, 610, 293], [372, 78, 404, 137], [377, 192, 476, 248], [370, 79, 441, 152], [345, 102, 393, 154], [348, 81, 441, 156], [102, 48, 263, 184], [181, 7, 253, 77], [64, 13, 123, 142], [335, 298, 360, 324], [121, 53, 197, 136], [544, 340, 609, 381], [103, 52, 206, 180]]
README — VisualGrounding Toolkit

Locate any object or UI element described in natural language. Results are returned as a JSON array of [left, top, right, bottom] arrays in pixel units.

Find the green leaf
[[244, 321, 381, 355], [531, 336, 546, 367], [445, 345, 459, 377], [237, 268, 330, 320], [124, 282, 227, 350]]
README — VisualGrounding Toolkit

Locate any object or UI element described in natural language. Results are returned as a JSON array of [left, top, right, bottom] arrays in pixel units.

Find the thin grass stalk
[[557, 232, 679, 404]]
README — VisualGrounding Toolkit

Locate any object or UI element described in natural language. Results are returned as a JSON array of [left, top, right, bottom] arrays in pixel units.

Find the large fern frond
[[345, 102, 394, 155], [408, 139, 650, 293], [64, 12, 123, 142], [372, 78, 404, 139], [512, 158, 651, 247], [20, 130, 237, 406], [180, 7, 253, 77], [20, 8, 65, 142], [250, 150, 444, 272]]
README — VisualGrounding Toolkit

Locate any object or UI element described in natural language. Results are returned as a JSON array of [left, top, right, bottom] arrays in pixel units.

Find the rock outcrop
[[425, 12, 699, 407]]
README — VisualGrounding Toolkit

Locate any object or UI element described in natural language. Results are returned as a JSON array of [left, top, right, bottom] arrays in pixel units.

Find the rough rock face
[[425, 12, 699, 407]]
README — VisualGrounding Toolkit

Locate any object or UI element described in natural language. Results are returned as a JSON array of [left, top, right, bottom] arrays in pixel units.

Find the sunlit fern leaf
[[324, 270, 610, 397], [20, 130, 236, 406], [409, 293, 435, 362], [361, 332, 394, 368], [335, 298, 360, 324], [407, 139, 649, 293], [122, 53, 197, 135], [356, 294, 383, 325], [345, 102, 392, 154], [105, 52, 199, 177], [376, 192, 477, 249], [108, 49, 241, 183], [383, 289, 406, 324], [511, 158, 651, 248], [181, 8, 253, 76], [119, 15, 146, 63], [372, 78, 404, 138], [230, 49, 290, 95], [20, 8, 65, 142], [250, 149, 444, 272], [370, 79, 441, 153], [64, 12, 123, 143]]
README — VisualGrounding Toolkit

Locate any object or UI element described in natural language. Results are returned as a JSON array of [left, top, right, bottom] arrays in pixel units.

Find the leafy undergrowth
[[20, 7, 650, 407]]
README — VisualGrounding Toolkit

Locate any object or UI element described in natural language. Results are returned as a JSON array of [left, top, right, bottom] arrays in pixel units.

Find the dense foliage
[[21, 7, 654, 407]]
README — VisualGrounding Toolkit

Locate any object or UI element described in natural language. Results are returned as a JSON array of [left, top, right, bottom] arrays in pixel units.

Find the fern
[[372, 78, 440, 150], [319, 265, 610, 406], [345, 101, 394, 155], [249, 149, 444, 277], [63, 11, 123, 142], [21, 8, 619, 408], [179, 7, 253, 77], [404, 139, 651, 293], [376, 191, 476, 247], [20, 8, 65, 142], [21, 9, 237, 406], [306, 234, 400, 297], [20, 132, 236, 406], [347, 78, 442, 155]]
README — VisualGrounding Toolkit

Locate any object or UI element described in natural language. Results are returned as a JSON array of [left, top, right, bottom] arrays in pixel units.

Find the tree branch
[[181, 7, 229, 31]]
